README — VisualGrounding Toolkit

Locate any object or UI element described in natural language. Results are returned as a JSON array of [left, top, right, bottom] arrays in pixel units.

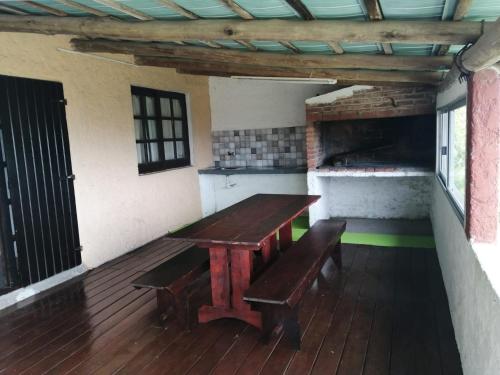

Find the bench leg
[[284, 308, 301, 351], [331, 240, 342, 270], [156, 289, 171, 324]]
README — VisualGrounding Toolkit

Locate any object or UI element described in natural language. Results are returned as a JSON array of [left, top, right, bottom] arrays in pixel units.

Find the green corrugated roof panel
[[341, 42, 382, 54], [301, 0, 367, 19], [466, 0, 500, 21], [291, 41, 335, 54], [173, 0, 238, 18], [380, 0, 447, 19], [233, 0, 299, 19], [392, 43, 434, 56], [213, 40, 248, 49], [249, 41, 289, 52]]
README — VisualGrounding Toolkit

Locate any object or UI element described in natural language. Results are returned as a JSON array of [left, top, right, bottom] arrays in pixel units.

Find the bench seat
[[132, 246, 209, 329], [244, 219, 346, 348]]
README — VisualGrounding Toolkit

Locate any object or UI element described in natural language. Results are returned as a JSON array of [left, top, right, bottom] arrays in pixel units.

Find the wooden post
[[230, 250, 253, 311], [207, 247, 230, 308]]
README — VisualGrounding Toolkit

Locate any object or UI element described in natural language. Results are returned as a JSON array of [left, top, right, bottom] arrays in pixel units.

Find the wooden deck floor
[[0, 237, 463, 374]]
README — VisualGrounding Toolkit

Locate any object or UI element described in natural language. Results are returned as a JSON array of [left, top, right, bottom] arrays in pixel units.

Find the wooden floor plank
[[276, 246, 357, 375], [309, 247, 371, 375], [0, 244, 463, 375], [362, 248, 397, 375]]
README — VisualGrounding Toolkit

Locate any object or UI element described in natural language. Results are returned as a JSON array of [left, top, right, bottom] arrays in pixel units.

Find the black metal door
[[0, 75, 81, 288]]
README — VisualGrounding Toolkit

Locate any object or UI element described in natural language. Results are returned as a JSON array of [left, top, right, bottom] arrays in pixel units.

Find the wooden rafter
[[23, 1, 67, 16], [157, 0, 198, 20], [285, 0, 314, 20], [56, 0, 108, 17], [219, 0, 301, 54], [134, 56, 445, 85], [92, 0, 153, 20], [0, 16, 486, 45], [437, 0, 473, 55], [235, 40, 257, 51], [363, 0, 392, 55], [0, 4, 28, 15], [284, 0, 343, 54], [71, 39, 453, 71]]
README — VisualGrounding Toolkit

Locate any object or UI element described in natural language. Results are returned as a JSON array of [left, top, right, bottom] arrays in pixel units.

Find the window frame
[[131, 86, 191, 174], [436, 97, 467, 222]]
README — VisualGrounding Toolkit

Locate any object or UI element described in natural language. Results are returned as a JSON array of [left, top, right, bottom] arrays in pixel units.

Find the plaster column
[[466, 67, 500, 243]]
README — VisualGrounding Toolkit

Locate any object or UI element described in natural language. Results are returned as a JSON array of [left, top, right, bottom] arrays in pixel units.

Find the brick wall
[[306, 86, 437, 169]]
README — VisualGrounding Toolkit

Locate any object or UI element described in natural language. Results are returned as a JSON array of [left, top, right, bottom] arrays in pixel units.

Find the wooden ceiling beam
[[22, 1, 67, 16], [157, 0, 198, 20], [440, 17, 500, 91], [92, 0, 153, 20], [437, 0, 473, 55], [0, 16, 485, 45], [71, 39, 453, 71], [55, 0, 108, 17], [134, 56, 444, 85], [0, 4, 28, 15], [363, 0, 392, 55], [219, 1, 302, 54]]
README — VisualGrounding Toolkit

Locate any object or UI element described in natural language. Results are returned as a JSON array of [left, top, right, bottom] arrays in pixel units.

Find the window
[[131, 87, 190, 174], [437, 99, 467, 216]]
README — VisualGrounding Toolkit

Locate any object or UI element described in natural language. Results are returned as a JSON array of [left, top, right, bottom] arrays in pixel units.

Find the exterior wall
[[209, 76, 330, 131], [199, 173, 307, 217], [308, 173, 432, 221], [432, 76, 500, 375], [0, 33, 213, 268]]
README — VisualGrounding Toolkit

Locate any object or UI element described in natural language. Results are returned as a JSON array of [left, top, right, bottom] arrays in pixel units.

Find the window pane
[[450, 106, 467, 208], [134, 119, 144, 140], [160, 98, 171, 116], [132, 95, 141, 116], [174, 121, 183, 138], [145, 96, 155, 116], [439, 112, 449, 183], [149, 142, 159, 162], [147, 120, 157, 139], [172, 99, 182, 117], [164, 141, 175, 160], [162, 120, 173, 138], [136, 143, 146, 164], [176, 141, 185, 158]]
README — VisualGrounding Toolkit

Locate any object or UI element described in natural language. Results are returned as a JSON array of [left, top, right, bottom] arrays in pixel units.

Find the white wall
[[431, 184, 500, 375], [307, 173, 433, 222], [199, 173, 307, 216], [431, 78, 500, 375], [0, 33, 213, 269], [209, 77, 331, 131]]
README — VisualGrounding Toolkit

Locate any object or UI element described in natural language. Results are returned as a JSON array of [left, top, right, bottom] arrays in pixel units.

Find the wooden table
[[169, 194, 320, 329]]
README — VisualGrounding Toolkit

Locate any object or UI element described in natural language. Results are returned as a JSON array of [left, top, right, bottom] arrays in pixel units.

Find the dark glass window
[[131, 86, 190, 174]]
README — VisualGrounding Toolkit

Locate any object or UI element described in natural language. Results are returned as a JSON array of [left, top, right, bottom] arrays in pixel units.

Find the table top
[[169, 194, 320, 247]]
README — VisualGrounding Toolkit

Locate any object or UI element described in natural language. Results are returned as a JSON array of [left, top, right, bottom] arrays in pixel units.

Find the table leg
[[208, 247, 230, 308], [230, 250, 252, 311], [279, 220, 293, 251], [199, 247, 262, 329]]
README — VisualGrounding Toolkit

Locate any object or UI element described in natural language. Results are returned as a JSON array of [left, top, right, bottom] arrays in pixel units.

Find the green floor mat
[[292, 217, 435, 249]]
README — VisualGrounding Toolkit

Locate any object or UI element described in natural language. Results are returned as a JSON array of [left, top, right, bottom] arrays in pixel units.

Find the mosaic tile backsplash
[[212, 126, 306, 168]]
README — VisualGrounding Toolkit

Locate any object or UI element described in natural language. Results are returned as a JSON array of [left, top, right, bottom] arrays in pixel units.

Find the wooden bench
[[132, 246, 209, 330], [244, 219, 346, 349]]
